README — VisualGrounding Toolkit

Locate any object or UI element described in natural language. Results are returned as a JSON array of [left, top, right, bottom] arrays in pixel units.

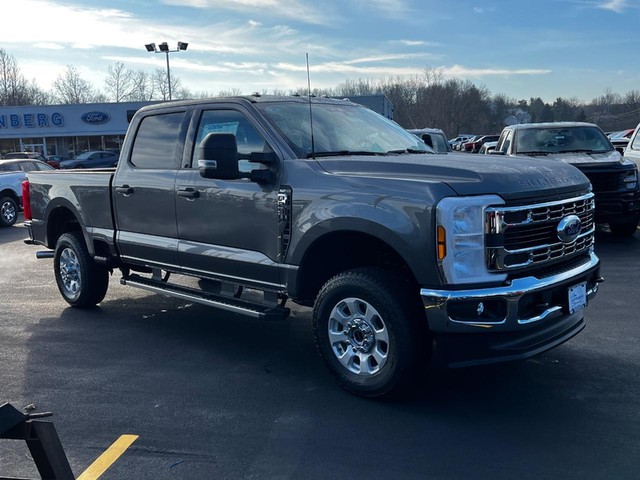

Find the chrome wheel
[[1, 200, 16, 225], [328, 297, 390, 376], [59, 247, 82, 298]]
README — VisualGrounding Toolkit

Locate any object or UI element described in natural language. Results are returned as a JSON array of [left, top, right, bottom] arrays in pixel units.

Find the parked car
[[623, 122, 640, 172], [609, 128, 635, 154], [479, 140, 498, 154], [59, 150, 119, 169], [449, 134, 473, 150], [408, 128, 451, 153], [0, 158, 54, 227], [468, 134, 500, 153], [45, 155, 69, 169], [2, 151, 61, 169], [460, 135, 483, 152]]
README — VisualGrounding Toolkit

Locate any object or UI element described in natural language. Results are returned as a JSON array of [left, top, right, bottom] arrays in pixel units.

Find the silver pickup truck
[[23, 96, 603, 397]]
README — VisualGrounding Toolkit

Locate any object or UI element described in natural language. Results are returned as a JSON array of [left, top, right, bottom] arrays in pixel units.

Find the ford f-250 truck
[[23, 96, 603, 397]]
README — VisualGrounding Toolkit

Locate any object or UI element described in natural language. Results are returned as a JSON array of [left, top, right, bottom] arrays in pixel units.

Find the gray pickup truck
[[24, 96, 602, 397]]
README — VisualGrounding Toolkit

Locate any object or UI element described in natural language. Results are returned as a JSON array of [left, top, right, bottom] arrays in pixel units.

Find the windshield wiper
[[386, 148, 432, 155], [519, 151, 549, 156], [307, 150, 386, 158], [557, 149, 595, 153]]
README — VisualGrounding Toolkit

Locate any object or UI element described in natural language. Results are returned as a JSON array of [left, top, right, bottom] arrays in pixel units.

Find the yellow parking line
[[77, 434, 139, 480]]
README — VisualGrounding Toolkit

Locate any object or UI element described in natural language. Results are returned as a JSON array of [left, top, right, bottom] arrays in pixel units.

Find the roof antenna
[[306, 53, 316, 159]]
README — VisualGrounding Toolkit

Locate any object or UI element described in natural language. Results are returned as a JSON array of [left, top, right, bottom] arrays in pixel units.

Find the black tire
[[0, 196, 18, 227], [312, 268, 430, 398], [54, 231, 109, 307], [609, 217, 639, 237]]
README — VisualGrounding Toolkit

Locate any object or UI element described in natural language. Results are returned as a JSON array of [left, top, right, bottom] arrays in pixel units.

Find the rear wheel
[[313, 268, 429, 398], [54, 232, 109, 307], [0, 196, 18, 227]]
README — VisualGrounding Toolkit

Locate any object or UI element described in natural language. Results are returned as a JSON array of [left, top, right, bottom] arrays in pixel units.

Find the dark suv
[[495, 122, 640, 236]]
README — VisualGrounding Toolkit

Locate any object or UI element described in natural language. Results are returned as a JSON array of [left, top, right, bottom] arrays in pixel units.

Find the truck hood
[[316, 153, 590, 201], [522, 149, 623, 165]]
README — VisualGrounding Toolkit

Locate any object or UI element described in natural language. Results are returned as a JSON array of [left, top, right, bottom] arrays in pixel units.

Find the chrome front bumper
[[421, 252, 602, 334]]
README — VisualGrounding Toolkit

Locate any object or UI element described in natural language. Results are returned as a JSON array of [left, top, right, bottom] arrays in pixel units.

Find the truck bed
[[26, 169, 115, 249]]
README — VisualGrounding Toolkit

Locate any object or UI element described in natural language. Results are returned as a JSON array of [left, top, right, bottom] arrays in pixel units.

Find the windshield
[[256, 101, 432, 158], [515, 126, 612, 154], [74, 152, 94, 160]]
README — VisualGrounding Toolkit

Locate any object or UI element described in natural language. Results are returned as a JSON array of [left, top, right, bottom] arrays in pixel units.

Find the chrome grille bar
[[486, 193, 595, 271]]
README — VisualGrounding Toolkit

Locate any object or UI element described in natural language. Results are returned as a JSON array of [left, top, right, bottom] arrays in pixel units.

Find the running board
[[120, 274, 290, 321]]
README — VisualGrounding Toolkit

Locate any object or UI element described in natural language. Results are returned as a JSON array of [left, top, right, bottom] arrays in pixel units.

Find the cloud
[[597, 0, 630, 12], [443, 65, 552, 76], [571, 0, 637, 13], [162, 0, 330, 24]]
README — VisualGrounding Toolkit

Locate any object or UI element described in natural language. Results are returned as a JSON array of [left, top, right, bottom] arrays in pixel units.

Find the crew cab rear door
[[174, 104, 283, 289], [113, 108, 191, 268]]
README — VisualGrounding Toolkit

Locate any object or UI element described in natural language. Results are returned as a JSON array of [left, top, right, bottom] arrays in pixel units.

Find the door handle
[[115, 185, 134, 195], [177, 188, 200, 199]]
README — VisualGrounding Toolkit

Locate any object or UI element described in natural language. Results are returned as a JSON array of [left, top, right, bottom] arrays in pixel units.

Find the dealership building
[[0, 101, 153, 158]]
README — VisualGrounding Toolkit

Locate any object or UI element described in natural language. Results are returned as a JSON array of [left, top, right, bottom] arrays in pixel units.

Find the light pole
[[144, 41, 189, 100]]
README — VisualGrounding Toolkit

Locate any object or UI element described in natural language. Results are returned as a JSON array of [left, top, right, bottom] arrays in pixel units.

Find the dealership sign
[[81, 111, 111, 125], [0, 112, 64, 129]]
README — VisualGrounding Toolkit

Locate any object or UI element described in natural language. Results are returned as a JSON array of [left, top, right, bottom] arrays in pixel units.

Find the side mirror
[[198, 133, 239, 179]]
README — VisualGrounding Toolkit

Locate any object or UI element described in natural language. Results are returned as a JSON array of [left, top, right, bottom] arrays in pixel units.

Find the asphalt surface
[[1, 217, 639, 479]]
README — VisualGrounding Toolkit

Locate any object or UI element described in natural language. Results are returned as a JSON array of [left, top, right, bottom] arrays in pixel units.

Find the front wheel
[[54, 232, 109, 307], [0, 196, 18, 227], [313, 268, 429, 398], [609, 216, 639, 237]]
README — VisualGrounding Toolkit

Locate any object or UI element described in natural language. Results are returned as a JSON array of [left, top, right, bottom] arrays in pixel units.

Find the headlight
[[436, 195, 507, 285], [624, 169, 637, 190]]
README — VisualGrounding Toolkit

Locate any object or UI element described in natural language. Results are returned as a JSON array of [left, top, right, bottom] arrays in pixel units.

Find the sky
[[0, 0, 639, 103]]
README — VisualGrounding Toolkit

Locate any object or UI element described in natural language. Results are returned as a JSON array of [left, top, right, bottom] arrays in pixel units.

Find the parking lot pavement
[[1, 219, 639, 479]]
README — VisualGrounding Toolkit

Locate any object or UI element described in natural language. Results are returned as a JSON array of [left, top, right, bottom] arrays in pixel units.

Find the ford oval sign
[[81, 111, 111, 125], [557, 215, 582, 244]]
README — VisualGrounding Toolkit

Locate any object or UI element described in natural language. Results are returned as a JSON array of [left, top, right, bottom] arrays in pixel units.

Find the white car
[[479, 141, 498, 154]]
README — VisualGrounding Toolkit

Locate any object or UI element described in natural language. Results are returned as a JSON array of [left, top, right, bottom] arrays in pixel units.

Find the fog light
[[448, 299, 507, 323]]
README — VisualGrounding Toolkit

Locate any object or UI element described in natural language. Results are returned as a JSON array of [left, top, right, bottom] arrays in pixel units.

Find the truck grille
[[583, 171, 624, 192], [486, 193, 595, 271]]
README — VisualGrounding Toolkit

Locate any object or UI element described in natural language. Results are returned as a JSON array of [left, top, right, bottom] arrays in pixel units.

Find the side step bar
[[121, 274, 290, 321]]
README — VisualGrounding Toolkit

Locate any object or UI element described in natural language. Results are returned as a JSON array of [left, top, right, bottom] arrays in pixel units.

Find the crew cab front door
[[174, 106, 283, 289]]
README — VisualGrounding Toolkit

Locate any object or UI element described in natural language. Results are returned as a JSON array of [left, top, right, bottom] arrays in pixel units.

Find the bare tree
[[52, 65, 100, 104], [105, 62, 134, 102], [152, 68, 182, 101], [0, 48, 31, 105], [129, 70, 155, 101]]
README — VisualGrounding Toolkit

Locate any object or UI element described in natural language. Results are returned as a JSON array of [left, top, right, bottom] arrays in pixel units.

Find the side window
[[20, 161, 38, 172], [499, 131, 513, 153], [194, 110, 273, 173], [130, 112, 186, 169], [0, 163, 20, 172]]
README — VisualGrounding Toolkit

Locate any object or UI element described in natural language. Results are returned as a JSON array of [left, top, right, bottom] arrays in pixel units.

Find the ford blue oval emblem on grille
[[557, 215, 582, 244], [81, 111, 111, 124]]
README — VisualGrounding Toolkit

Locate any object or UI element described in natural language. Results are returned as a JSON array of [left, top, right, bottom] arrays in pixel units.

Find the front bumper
[[420, 251, 601, 367], [593, 189, 640, 223]]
